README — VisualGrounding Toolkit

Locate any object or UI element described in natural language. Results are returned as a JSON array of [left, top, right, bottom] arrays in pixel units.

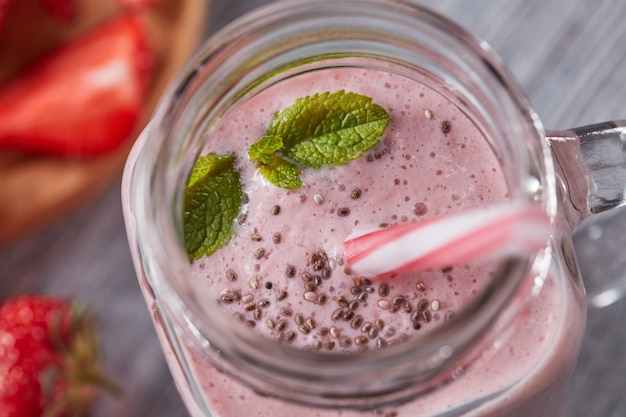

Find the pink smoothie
[[171, 68, 583, 416]]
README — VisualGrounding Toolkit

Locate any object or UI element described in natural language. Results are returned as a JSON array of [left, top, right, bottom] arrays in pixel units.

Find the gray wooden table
[[2, 0, 626, 416]]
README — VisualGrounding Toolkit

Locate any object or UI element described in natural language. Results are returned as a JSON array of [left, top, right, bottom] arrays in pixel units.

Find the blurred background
[[1, 0, 625, 416]]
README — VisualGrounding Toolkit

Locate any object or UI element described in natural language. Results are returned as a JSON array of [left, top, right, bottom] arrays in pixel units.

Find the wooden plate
[[0, 0, 208, 245]]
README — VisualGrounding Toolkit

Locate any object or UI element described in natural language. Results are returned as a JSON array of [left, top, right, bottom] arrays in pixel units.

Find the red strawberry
[[120, 0, 159, 10], [37, 0, 76, 22], [0, 0, 14, 32], [0, 14, 154, 157], [0, 294, 120, 417]]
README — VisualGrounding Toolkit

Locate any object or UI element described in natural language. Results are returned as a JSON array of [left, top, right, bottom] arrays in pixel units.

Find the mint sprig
[[183, 153, 243, 261], [249, 90, 390, 188]]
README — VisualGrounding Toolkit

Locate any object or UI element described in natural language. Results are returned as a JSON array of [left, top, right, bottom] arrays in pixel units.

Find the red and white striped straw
[[343, 202, 551, 278]]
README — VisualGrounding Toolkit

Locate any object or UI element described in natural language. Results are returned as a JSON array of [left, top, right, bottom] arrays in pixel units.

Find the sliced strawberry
[[37, 0, 76, 22], [0, 14, 154, 157]]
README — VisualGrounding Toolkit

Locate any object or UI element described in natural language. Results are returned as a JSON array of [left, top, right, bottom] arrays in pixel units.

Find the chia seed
[[271, 205, 281, 215], [377, 299, 391, 310], [368, 327, 379, 339], [332, 308, 344, 320], [285, 265, 296, 278], [339, 337, 352, 347], [280, 307, 293, 316], [326, 341, 336, 350], [418, 299, 429, 311], [361, 322, 373, 333], [304, 291, 318, 302], [250, 233, 263, 241], [241, 294, 254, 303], [220, 294, 234, 304], [354, 336, 368, 346], [272, 233, 282, 244], [253, 248, 266, 259], [351, 188, 362, 199], [264, 282, 273, 290], [276, 320, 287, 331], [350, 315, 364, 329], [321, 268, 332, 279], [416, 282, 426, 292], [441, 120, 451, 134], [276, 290, 288, 301], [329, 326, 340, 338], [422, 310, 432, 322], [285, 331, 296, 343], [314, 275, 322, 286], [250, 277, 260, 290], [338, 207, 351, 217], [392, 295, 405, 306], [226, 270, 237, 282], [411, 311, 421, 322], [313, 194, 324, 204], [431, 299, 440, 311], [317, 293, 327, 304], [378, 283, 389, 297], [342, 310, 355, 321], [337, 296, 349, 308]]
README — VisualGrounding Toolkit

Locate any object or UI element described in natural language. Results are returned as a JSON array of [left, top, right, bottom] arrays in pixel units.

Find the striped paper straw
[[343, 202, 551, 277]]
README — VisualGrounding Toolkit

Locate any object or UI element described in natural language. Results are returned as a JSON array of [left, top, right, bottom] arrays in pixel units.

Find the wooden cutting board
[[0, 0, 207, 245]]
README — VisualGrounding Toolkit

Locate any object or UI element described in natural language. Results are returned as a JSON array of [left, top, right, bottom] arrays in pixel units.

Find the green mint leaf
[[249, 90, 390, 188], [184, 153, 243, 261], [248, 135, 283, 164], [258, 157, 303, 189], [248, 135, 302, 188]]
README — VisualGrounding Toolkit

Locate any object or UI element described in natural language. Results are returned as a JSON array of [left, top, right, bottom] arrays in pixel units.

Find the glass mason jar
[[121, 1, 625, 416]]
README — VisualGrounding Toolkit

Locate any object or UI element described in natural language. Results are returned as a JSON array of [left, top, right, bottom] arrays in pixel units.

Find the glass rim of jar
[[129, 0, 557, 407]]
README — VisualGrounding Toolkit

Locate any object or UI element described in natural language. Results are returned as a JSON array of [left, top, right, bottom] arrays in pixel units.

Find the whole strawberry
[[0, 294, 119, 417]]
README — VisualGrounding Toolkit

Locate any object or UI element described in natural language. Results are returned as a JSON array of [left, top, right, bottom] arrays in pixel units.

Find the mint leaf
[[258, 157, 302, 189], [249, 90, 390, 188], [248, 135, 283, 165], [248, 135, 302, 188], [184, 153, 243, 261]]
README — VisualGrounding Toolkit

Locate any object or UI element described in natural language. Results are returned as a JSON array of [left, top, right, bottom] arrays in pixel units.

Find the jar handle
[[546, 120, 626, 228], [547, 121, 626, 310]]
